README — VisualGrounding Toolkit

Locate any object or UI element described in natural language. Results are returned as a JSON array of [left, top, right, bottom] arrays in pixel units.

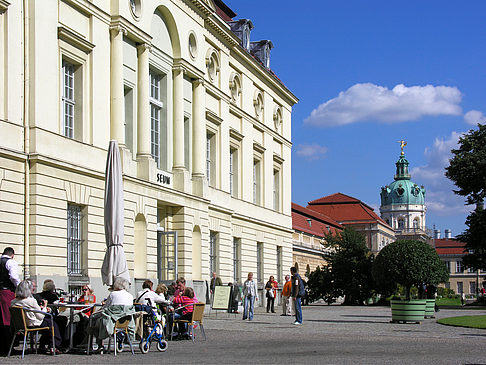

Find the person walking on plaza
[[242, 272, 258, 321], [0, 247, 20, 355], [265, 276, 278, 313], [291, 266, 304, 325], [281, 274, 292, 316]]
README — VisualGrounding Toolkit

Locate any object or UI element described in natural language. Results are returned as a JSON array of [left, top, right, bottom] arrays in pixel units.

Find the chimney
[[445, 229, 452, 239], [434, 229, 441, 239], [250, 40, 273, 69], [228, 19, 254, 51], [306, 218, 312, 227]]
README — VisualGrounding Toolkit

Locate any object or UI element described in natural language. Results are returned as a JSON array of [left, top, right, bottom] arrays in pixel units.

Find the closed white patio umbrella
[[101, 140, 130, 286]]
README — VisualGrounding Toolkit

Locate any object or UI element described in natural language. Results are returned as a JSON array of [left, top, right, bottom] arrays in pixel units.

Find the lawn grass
[[436, 297, 462, 306], [437, 315, 486, 329]]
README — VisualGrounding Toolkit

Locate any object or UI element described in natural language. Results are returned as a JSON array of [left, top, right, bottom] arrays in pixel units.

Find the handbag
[[268, 289, 274, 299]]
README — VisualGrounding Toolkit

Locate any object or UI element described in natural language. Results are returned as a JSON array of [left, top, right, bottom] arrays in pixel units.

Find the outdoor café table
[[49, 302, 100, 351]]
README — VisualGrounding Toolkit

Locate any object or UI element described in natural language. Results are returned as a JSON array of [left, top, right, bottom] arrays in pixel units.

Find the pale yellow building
[[0, 0, 297, 299]]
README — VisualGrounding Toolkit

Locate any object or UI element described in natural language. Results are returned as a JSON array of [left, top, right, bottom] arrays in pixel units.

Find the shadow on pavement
[[306, 319, 389, 324]]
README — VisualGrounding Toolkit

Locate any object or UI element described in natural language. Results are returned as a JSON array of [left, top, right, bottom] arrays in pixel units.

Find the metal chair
[[8, 306, 56, 359], [107, 315, 135, 356], [171, 302, 206, 342]]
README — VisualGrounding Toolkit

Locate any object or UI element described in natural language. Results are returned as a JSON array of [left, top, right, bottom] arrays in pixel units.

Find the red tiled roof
[[435, 238, 467, 256], [307, 193, 388, 226], [292, 203, 343, 238], [214, 0, 236, 21]]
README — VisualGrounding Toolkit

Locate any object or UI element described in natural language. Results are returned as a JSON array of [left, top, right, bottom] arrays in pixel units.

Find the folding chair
[[171, 302, 206, 343], [8, 306, 56, 359], [107, 315, 135, 356]]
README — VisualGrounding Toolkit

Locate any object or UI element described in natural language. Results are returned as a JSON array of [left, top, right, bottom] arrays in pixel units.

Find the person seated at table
[[36, 279, 59, 304], [172, 277, 186, 297], [72, 285, 96, 347], [169, 287, 198, 340], [34, 279, 69, 348], [88, 277, 135, 354], [155, 283, 168, 299], [135, 280, 170, 313], [10, 280, 62, 354], [77, 284, 96, 317]]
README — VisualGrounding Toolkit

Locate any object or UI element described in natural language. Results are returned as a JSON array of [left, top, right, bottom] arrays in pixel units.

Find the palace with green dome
[[379, 143, 428, 241]]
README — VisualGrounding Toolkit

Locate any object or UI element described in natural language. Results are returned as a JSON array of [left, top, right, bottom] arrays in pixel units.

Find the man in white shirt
[[0, 247, 20, 355]]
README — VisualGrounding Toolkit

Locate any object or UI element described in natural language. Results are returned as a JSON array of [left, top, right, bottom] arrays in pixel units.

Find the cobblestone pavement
[[2, 304, 486, 364]]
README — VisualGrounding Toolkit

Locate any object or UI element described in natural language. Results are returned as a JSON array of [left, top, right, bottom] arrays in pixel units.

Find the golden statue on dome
[[398, 139, 407, 155]]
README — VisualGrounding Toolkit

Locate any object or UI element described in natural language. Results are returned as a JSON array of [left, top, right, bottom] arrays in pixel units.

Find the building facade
[[291, 203, 343, 276], [307, 193, 395, 254], [0, 0, 297, 298], [380, 146, 428, 242], [435, 236, 486, 296]]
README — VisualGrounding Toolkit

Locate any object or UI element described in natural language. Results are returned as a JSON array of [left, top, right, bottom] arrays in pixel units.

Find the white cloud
[[410, 131, 472, 216], [464, 110, 486, 125], [295, 143, 328, 160], [304, 83, 463, 127]]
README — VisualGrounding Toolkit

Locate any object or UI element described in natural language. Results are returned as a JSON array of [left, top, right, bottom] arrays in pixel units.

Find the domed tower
[[380, 141, 427, 241]]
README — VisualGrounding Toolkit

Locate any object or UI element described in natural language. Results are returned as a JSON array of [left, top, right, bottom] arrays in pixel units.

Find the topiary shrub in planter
[[372, 240, 449, 323]]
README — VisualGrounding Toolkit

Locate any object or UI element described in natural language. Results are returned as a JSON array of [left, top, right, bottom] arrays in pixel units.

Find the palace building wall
[[0, 0, 297, 298]]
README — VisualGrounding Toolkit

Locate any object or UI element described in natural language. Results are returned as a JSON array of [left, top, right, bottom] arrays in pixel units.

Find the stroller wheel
[[139, 339, 150, 354], [156, 339, 168, 352]]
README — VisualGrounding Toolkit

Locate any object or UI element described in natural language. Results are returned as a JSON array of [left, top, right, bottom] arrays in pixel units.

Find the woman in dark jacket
[[265, 276, 278, 313]]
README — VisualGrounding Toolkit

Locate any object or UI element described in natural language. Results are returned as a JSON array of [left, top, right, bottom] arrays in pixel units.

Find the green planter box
[[425, 299, 436, 318], [390, 299, 426, 324]]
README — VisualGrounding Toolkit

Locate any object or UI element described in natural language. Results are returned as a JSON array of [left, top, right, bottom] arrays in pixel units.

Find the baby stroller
[[137, 302, 169, 354]]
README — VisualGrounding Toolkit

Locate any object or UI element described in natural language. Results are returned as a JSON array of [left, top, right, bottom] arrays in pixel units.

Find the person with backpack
[[290, 266, 304, 325]]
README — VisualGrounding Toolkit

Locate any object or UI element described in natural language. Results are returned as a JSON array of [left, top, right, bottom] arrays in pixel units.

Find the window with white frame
[[62, 61, 76, 139], [445, 261, 451, 273], [124, 86, 134, 155], [209, 231, 218, 276], [150, 71, 162, 167], [276, 246, 282, 284], [67, 204, 84, 276], [456, 260, 464, 273], [273, 168, 280, 211], [470, 281, 476, 295], [468, 267, 475, 273], [233, 238, 241, 283], [184, 116, 191, 171], [253, 158, 261, 205], [397, 218, 405, 230], [230, 147, 238, 197], [206, 132, 216, 187], [257, 242, 263, 284]]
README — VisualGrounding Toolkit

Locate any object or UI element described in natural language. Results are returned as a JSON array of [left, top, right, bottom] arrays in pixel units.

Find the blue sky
[[224, 0, 486, 237]]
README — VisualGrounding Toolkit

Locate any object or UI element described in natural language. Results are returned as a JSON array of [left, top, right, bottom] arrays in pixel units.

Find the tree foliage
[[445, 124, 486, 205], [307, 227, 374, 305], [458, 209, 486, 271], [372, 240, 449, 300], [445, 124, 486, 270]]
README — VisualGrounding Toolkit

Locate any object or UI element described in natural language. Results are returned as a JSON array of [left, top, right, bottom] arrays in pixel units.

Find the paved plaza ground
[[2, 304, 486, 364]]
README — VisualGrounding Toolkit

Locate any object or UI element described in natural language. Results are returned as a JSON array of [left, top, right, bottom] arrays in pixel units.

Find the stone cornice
[[188, 0, 214, 17], [205, 17, 238, 48], [0, 0, 10, 13], [58, 26, 95, 53], [173, 58, 205, 80], [110, 16, 152, 45]]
